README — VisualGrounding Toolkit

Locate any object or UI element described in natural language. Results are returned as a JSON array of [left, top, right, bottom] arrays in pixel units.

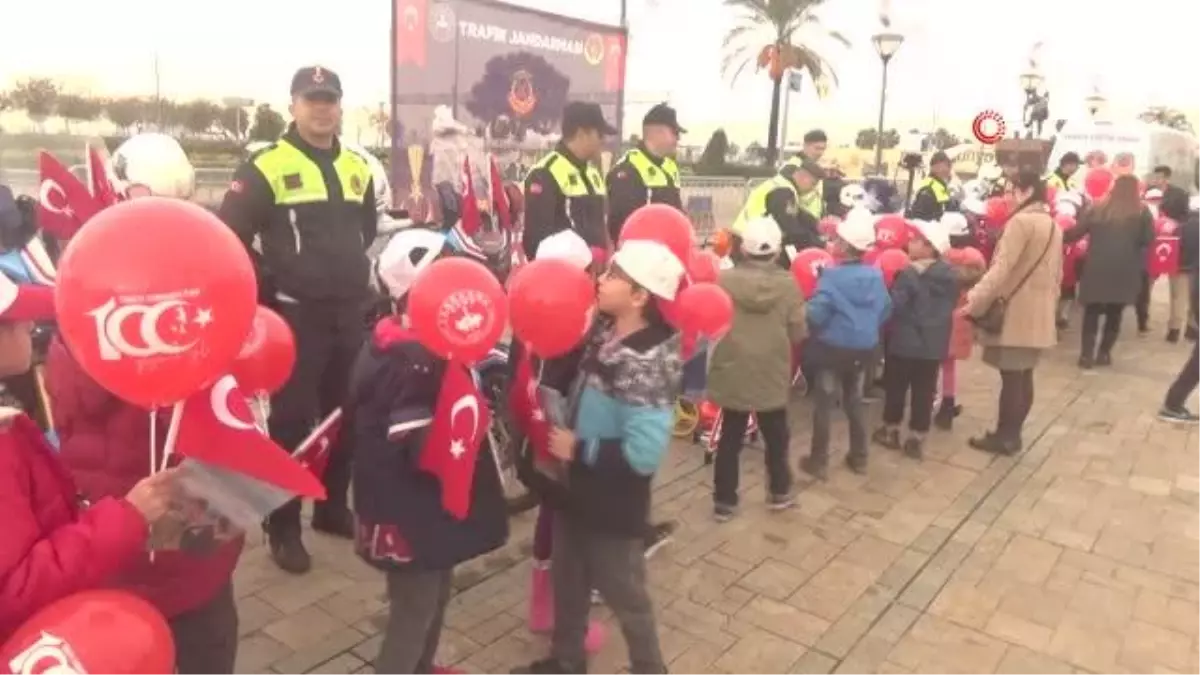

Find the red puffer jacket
[[0, 410, 148, 637], [45, 339, 243, 619]]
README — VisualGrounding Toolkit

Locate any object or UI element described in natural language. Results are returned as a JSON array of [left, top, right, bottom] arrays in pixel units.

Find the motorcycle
[[476, 340, 538, 515]]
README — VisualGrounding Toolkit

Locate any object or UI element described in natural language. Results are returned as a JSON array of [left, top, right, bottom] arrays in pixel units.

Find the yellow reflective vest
[[731, 174, 799, 235], [780, 158, 823, 219]]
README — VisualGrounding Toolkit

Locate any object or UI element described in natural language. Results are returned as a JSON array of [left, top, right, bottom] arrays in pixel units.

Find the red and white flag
[[87, 144, 122, 207], [175, 375, 326, 499], [36, 151, 99, 239], [418, 364, 491, 519], [507, 348, 551, 461], [292, 408, 343, 480]]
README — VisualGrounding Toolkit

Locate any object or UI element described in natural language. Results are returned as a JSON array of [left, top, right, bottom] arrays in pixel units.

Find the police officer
[[606, 103, 684, 242], [731, 158, 823, 263], [907, 151, 957, 221], [522, 102, 614, 260], [1046, 152, 1081, 191], [778, 130, 828, 220], [219, 65, 377, 574]]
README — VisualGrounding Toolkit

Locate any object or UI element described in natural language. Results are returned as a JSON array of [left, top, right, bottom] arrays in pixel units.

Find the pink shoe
[[528, 566, 609, 654]]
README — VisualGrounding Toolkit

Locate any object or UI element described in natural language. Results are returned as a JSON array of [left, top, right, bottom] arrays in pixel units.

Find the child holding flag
[[352, 228, 509, 673], [516, 239, 683, 675]]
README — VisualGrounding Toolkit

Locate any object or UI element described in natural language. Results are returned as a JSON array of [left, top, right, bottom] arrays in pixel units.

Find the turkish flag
[[507, 348, 550, 461], [604, 34, 626, 93], [394, 0, 428, 68], [418, 364, 491, 519], [175, 375, 326, 499], [292, 408, 343, 480], [1147, 217, 1181, 278], [87, 144, 121, 207], [37, 152, 98, 239]]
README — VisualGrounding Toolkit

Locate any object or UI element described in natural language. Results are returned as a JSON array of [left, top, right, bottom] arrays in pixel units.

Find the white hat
[[1056, 191, 1084, 209], [611, 240, 685, 300], [740, 216, 782, 256], [940, 211, 969, 237], [910, 219, 952, 254], [535, 230, 593, 269], [835, 211, 877, 251], [961, 198, 988, 217], [376, 228, 447, 299]]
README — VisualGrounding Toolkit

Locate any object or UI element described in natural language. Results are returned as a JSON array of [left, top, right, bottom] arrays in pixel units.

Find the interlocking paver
[[232, 290, 1199, 673]]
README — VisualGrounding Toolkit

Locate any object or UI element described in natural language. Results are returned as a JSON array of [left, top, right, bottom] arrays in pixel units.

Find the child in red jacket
[[0, 277, 175, 638]]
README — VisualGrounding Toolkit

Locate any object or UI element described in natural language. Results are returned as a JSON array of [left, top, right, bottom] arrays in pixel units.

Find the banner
[[390, 0, 628, 202]]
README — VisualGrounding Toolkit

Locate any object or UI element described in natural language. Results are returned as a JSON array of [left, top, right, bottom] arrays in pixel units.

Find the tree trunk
[[764, 77, 784, 167]]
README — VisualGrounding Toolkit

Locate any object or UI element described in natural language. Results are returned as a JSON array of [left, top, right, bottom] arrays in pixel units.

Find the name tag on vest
[[283, 174, 303, 190]]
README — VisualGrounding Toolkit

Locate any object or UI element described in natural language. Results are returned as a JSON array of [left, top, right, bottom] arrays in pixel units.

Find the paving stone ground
[[233, 293, 1199, 674]]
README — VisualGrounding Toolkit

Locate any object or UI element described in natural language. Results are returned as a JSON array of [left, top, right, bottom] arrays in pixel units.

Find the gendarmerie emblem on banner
[[430, 3, 456, 43], [508, 70, 537, 118]]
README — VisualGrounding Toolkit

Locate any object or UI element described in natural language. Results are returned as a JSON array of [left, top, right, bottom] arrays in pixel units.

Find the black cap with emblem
[[562, 101, 618, 137], [643, 103, 686, 134], [291, 65, 343, 99]]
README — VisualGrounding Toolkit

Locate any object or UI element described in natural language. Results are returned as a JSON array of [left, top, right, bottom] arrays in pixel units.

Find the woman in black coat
[[1063, 175, 1155, 368]]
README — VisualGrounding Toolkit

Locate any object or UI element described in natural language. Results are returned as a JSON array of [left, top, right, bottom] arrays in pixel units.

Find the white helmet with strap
[[110, 133, 195, 199]]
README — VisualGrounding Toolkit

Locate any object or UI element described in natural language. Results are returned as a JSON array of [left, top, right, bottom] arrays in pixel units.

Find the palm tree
[[721, 0, 849, 166]]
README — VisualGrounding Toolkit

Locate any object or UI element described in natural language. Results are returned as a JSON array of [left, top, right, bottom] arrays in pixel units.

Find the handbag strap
[[998, 218, 1055, 304]]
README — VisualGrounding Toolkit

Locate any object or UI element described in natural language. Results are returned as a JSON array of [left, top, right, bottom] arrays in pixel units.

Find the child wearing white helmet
[[518, 239, 682, 675]]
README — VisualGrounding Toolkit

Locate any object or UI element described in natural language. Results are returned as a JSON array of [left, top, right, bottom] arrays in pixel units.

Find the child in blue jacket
[[801, 215, 892, 478]]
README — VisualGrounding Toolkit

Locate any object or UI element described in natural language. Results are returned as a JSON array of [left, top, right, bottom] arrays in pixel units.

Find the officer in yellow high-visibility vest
[[731, 158, 823, 262], [522, 101, 614, 260], [1045, 151, 1081, 191], [606, 103, 684, 243], [907, 151, 957, 221], [777, 129, 829, 220], [219, 65, 377, 574]]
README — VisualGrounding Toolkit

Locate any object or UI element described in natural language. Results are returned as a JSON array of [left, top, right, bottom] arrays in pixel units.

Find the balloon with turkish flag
[[619, 203, 694, 266], [790, 247, 834, 299], [874, 214, 910, 250], [1083, 167, 1115, 200], [1, 590, 175, 675], [407, 257, 508, 363], [687, 249, 722, 284], [54, 197, 258, 408], [508, 258, 595, 358], [870, 248, 910, 288], [670, 283, 733, 339], [1146, 216, 1181, 279], [230, 306, 296, 396]]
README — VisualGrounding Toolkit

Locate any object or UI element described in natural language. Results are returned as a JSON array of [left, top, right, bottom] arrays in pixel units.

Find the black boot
[[968, 432, 1021, 456], [1095, 351, 1113, 367], [312, 503, 355, 539], [934, 399, 955, 430], [268, 530, 312, 575]]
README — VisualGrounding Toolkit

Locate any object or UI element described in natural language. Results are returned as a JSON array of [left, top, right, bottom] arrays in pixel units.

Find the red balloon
[[407, 257, 508, 362], [1045, 185, 1058, 206], [945, 246, 986, 271], [1083, 167, 1115, 199], [55, 198, 257, 408], [1054, 213, 1077, 231], [618, 204, 694, 266], [508, 258, 595, 358], [817, 215, 841, 238], [984, 197, 1011, 228], [231, 306, 296, 395], [687, 249, 721, 284], [872, 248, 910, 287], [790, 247, 834, 299], [875, 214, 910, 250], [2, 590, 175, 674], [671, 283, 733, 338]]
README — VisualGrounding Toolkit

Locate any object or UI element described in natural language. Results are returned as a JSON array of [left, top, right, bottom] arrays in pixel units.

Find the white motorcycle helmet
[[839, 183, 866, 209], [1056, 190, 1084, 218], [110, 133, 195, 199], [375, 228, 448, 301]]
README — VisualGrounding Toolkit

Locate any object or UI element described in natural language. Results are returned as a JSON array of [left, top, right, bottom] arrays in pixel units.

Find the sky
[[3, 0, 1198, 145]]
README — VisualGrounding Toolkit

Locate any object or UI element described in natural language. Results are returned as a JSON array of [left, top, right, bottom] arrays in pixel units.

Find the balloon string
[[161, 401, 184, 473], [148, 408, 158, 564]]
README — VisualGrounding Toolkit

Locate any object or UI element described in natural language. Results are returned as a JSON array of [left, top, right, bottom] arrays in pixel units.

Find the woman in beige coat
[[962, 169, 1062, 455]]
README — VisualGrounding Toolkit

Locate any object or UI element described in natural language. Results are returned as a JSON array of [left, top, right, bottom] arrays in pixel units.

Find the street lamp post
[[871, 32, 904, 176]]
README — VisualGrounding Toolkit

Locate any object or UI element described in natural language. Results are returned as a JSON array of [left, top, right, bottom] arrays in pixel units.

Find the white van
[[1047, 120, 1197, 189]]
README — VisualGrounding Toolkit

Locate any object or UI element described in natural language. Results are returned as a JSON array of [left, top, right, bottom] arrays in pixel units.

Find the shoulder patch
[[283, 173, 303, 190], [230, 180, 245, 194], [615, 170, 628, 180], [529, 182, 543, 195]]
